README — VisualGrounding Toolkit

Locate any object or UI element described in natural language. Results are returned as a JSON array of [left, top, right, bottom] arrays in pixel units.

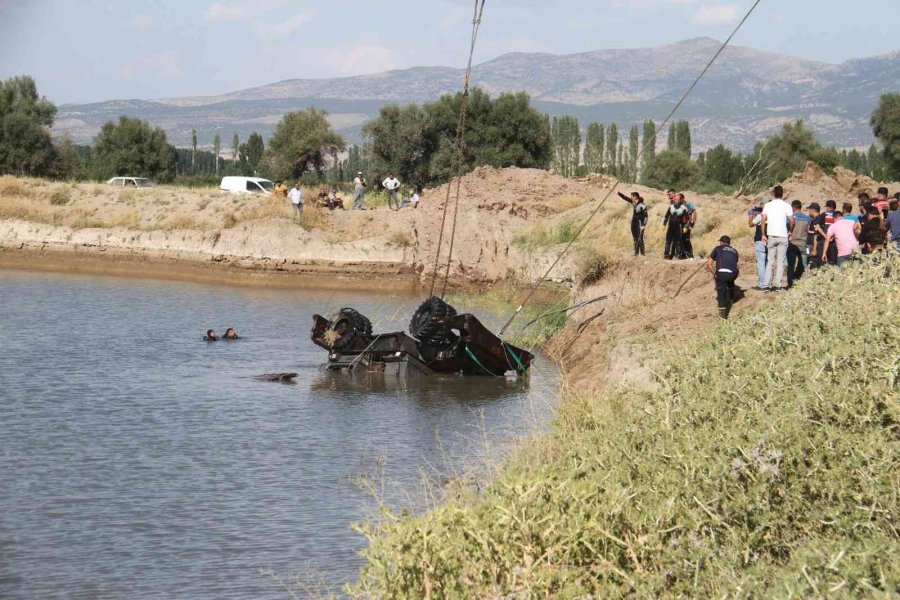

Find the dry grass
[[387, 230, 413, 248], [0, 175, 27, 197], [353, 254, 900, 598], [556, 194, 587, 211]]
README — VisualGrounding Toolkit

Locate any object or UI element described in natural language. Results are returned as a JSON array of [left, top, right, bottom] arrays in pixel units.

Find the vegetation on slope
[[353, 254, 899, 597]]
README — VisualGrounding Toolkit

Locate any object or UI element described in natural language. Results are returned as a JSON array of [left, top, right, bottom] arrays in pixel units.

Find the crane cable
[[497, 0, 763, 337], [428, 0, 487, 298]]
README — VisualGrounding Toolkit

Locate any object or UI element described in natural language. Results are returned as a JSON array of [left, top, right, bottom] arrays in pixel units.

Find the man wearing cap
[[352, 172, 366, 210], [706, 235, 740, 319]]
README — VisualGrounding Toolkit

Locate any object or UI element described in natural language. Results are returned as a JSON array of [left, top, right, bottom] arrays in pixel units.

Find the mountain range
[[53, 37, 900, 153]]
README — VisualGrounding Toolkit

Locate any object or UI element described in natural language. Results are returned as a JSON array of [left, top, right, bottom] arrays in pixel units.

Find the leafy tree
[[0, 75, 57, 175], [583, 122, 604, 174], [871, 93, 900, 179], [759, 120, 835, 183], [363, 103, 433, 186], [641, 149, 697, 190], [426, 90, 551, 182], [362, 88, 550, 186], [641, 120, 656, 175], [667, 122, 677, 153], [51, 135, 86, 179], [702, 144, 742, 186], [605, 123, 618, 176], [267, 108, 346, 181], [92, 116, 175, 182], [231, 132, 239, 161], [240, 132, 265, 173], [213, 133, 221, 176]]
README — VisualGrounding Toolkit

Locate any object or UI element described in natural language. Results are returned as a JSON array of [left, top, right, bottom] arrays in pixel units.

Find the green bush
[[513, 220, 577, 247], [353, 254, 900, 598]]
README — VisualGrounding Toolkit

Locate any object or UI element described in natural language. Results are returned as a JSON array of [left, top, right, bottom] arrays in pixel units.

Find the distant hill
[[54, 37, 900, 152]]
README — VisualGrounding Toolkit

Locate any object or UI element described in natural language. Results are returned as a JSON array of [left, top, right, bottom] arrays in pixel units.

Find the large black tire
[[327, 308, 372, 351], [409, 297, 457, 346]]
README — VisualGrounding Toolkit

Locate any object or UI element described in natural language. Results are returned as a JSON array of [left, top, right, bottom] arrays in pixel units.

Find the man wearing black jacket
[[706, 235, 740, 319], [662, 193, 688, 259], [618, 191, 648, 256]]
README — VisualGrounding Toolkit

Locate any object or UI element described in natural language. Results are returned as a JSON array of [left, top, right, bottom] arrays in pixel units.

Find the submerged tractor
[[311, 297, 533, 377]]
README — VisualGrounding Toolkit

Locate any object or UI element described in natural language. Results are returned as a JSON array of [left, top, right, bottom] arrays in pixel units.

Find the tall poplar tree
[[190, 129, 197, 173], [584, 122, 605, 174], [213, 133, 221, 176], [628, 125, 640, 183], [231, 132, 239, 161], [642, 120, 657, 175], [605, 123, 619, 176]]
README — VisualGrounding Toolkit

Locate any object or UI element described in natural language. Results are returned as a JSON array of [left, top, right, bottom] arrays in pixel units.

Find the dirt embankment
[[1, 162, 883, 290]]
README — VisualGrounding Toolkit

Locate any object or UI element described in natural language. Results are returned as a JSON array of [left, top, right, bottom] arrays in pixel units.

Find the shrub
[[0, 175, 26, 197], [388, 230, 413, 248], [514, 220, 578, 247], [575, 245, 613, 286], [48, 186, 71, 206]]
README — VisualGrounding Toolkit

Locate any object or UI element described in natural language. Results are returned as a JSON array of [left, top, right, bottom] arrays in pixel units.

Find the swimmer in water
[[223, 328, 240, 340], [205, 329, 218, 341]]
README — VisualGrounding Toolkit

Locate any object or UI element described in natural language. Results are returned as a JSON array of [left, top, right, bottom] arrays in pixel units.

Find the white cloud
[[260, 11, 314, 36], [204, 0, 286, 21], [693, 3, 740, 25]]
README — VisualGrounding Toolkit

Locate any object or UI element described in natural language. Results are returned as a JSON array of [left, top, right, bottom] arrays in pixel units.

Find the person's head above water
[[206, 329, 217, 340], [224, 328, 237, 339]]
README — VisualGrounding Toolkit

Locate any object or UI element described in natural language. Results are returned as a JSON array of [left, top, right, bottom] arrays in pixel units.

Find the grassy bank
[[353, 254, 899, 597]]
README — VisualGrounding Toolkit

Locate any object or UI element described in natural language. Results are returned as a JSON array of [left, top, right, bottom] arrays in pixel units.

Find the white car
[[107, 177, 155, 188], [219, 176, 275, 194]]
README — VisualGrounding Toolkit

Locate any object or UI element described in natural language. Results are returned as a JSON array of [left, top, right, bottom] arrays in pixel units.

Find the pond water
[[0, 270, 558, 599]]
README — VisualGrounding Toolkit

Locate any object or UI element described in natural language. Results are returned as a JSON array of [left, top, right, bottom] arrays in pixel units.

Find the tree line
[[3, 75, 900, 194]]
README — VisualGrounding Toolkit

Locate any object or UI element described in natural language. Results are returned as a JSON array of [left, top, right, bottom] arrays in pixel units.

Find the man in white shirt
[[382, 173, 401, 211], [352, 172, 366, 209], [288, 182, 303, 212], [760, 185, 795, 291]]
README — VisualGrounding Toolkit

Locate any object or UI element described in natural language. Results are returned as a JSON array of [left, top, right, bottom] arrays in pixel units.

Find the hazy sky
[[1, 0, 898, 105]]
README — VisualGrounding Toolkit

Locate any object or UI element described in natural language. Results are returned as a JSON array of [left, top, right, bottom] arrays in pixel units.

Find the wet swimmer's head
[[223, 328, 239, 340], [205, 329, 218, 341]]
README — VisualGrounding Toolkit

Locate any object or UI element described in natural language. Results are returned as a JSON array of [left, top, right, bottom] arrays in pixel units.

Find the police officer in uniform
[[706, 235, 740, 319]]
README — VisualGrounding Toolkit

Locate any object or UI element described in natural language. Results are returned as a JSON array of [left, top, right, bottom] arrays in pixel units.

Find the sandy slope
[[0, 163, 889, 291]]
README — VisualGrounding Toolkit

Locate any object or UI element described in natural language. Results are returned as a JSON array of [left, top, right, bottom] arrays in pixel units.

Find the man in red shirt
[[873, 187, 891, 218]]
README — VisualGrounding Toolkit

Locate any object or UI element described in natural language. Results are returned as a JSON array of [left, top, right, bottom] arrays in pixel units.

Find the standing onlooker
[[761, 185, 795, 291], [617, 191, 648, 256], [274, 180, 288, 197], [748, 204, 765, 289], [787, 200, 811, 288], [812, 200, 838, 265], [886, 198, 900, 251], [859, 205, 888, 254], [873, 187, 891, 218], [288, 181, 303, 212], [382, 172, 401, 211], [841, 202, 859, 223], [807, 202, 827, 269], [352, 172, 366, 209], [706, 235, 739, 319], [822, 211, 859, 267], [662, 193, 688, 260], [682, 199, 697, 259]]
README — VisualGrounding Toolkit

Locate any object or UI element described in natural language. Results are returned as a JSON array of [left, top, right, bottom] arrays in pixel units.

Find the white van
[[219, 176, 275, 194]]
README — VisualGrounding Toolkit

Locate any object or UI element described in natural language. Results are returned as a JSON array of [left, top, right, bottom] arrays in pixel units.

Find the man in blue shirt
[[887, 198, 900, 252], [706, 235, 740, 320]]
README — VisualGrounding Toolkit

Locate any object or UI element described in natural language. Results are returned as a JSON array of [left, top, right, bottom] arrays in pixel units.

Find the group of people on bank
[[714, 184, 897, 319], [617, 189, 699, 259], [619, 183, 900, 320], [270, 173, 421, 212]]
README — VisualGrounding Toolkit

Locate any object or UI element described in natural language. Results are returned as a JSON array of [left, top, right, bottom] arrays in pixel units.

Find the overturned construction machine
[[311, 297, 533, 377]]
